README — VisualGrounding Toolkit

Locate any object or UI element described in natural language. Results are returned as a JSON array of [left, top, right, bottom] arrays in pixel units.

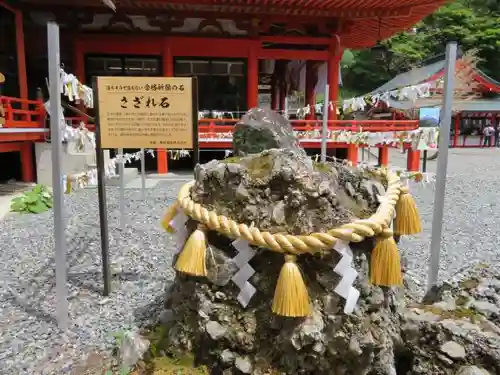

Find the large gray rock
[[161, 130, 500, 374], [232, 108, 306, 156]]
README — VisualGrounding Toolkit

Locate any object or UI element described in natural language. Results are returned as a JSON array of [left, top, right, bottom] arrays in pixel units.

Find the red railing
[[198, 118, 419, 133], [2, 109, 419, 141], [0, 96, 45, 128]]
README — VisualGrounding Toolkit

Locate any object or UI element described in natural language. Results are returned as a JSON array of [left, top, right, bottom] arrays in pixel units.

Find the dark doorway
[[174, 58, 247, 115], [173, 58, 247, 169], [0, 151, 22, 182], [84, 54, 162, 171]]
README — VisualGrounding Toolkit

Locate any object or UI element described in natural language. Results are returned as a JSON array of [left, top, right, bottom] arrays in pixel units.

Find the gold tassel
[[161, 202, 179, 233], [370, 231, 403, 287], [394, 187, 422, 235], [272, 254, 311, 317], [174, 225, 207, 277]]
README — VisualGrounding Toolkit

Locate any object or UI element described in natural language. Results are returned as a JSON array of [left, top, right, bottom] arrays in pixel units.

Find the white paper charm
[[231, 239, 257, 307], [332, 240, 360, 314], [169, 210, 189, 253]]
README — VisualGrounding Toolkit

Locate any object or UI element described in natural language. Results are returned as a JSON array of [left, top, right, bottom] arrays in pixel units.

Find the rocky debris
[[206, 321, 227, 341], [400, 267, 500, 375], [232, 107, 306, 156], [440, 341, 466, 359], [457, 366, 492, 375]]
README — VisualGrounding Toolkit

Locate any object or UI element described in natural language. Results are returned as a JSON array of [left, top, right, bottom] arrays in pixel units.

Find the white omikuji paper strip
[[333, 240, 360, 314], [231, 239, 257, 308], [169, 211, 189, 253]]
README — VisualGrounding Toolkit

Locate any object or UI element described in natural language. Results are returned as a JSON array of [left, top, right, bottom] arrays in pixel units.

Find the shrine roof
[[19, 0, 448, 48], [386, 98, 500, 112], [371, 58, 500, 94]]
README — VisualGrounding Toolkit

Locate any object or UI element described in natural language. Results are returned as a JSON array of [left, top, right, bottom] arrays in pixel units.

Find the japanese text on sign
[[96, 77, 193, 149]]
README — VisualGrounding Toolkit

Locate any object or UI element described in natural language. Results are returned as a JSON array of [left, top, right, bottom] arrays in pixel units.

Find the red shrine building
[[0, 0, 447, 182]]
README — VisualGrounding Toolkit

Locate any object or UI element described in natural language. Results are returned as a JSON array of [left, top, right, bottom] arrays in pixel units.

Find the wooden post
[[271, 75, 278, 110], [453, 114, 460, 148], [247, 42, 259, 109], [305, 61, 316, 120], [378, 146, 389, 166], [347, 144, 358, 165], [20, 142, 35, 182], [158, 41, 173, 174], [279, 82, 286, 113], [407, 150, 421, 171], [15, 10, 28, 101], [328, 37, 342, 120]]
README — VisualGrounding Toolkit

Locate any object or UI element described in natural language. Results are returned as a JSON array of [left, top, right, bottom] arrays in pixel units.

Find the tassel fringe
[[272, 254, 311, 317], [394, 187, 422, 235], [174, 226, 207, 277], [161, 202, 179, 233], [370, 231, 403, 287]]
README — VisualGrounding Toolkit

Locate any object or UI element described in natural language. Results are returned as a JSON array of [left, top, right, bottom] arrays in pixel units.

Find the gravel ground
[[390, 148, 500, 295], [0, 178, 189, 374], [0, 148, 499, 374]]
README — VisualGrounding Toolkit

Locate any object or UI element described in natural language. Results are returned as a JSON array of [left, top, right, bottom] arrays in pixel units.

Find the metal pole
[[140, 148, 146, 200], [320, 84, 329, 163], [422, 150, 428, 173], [93, 78, 111, 297], [427, 42, 457, 290], [119, 148, 125, 230], [48, 22, 68, 331]]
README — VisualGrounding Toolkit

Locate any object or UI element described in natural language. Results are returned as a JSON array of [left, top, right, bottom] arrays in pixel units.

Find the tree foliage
[[342, 0, 500, 95]]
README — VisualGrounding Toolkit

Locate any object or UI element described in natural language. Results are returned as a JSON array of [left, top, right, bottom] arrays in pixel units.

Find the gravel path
[[0, 148, 499, 373], [0, 178, 189, 374], [391, 148, 500, 294]]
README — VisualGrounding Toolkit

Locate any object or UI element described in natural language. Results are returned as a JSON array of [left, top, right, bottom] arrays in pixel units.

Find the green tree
[[342, 0, 500, 94]]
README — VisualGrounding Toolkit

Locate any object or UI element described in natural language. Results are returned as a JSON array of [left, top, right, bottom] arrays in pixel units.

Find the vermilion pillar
[[453, 114, 460, 148], [74, 41, 85, 84], [378, 146, 389, 166], [305, 61, 316, 120], [247, 42, 259, 109], [328, 37, 342, 120], [158, 41, 172, 174], [20, 142, 35, 182], [407, 150, 421, 171], [279, 81, 286, 113], [271, 79, 278, 110], [14, 10, 27, 100]]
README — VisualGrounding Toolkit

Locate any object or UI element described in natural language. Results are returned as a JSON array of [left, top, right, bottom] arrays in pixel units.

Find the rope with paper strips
[[162, 168, 421, 318]]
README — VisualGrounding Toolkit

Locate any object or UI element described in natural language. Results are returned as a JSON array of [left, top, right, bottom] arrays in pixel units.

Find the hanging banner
[[96, 76, 196, 149]]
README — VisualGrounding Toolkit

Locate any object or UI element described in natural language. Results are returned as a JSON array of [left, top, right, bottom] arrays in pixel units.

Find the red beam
[[0, 142, 23, 153], [0, 132, 47, 142], [260, 35, 330, 45], [258, 49, 328, 61]]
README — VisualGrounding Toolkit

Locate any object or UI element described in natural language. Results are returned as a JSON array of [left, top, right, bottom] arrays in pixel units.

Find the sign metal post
[[93, 78, 111, 296], [118, 148, 125, 230], [140, 148, 146, 200], [320, 84, 329, 163], [427, 41, 457, 290], [47, 21, 68, 330]]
